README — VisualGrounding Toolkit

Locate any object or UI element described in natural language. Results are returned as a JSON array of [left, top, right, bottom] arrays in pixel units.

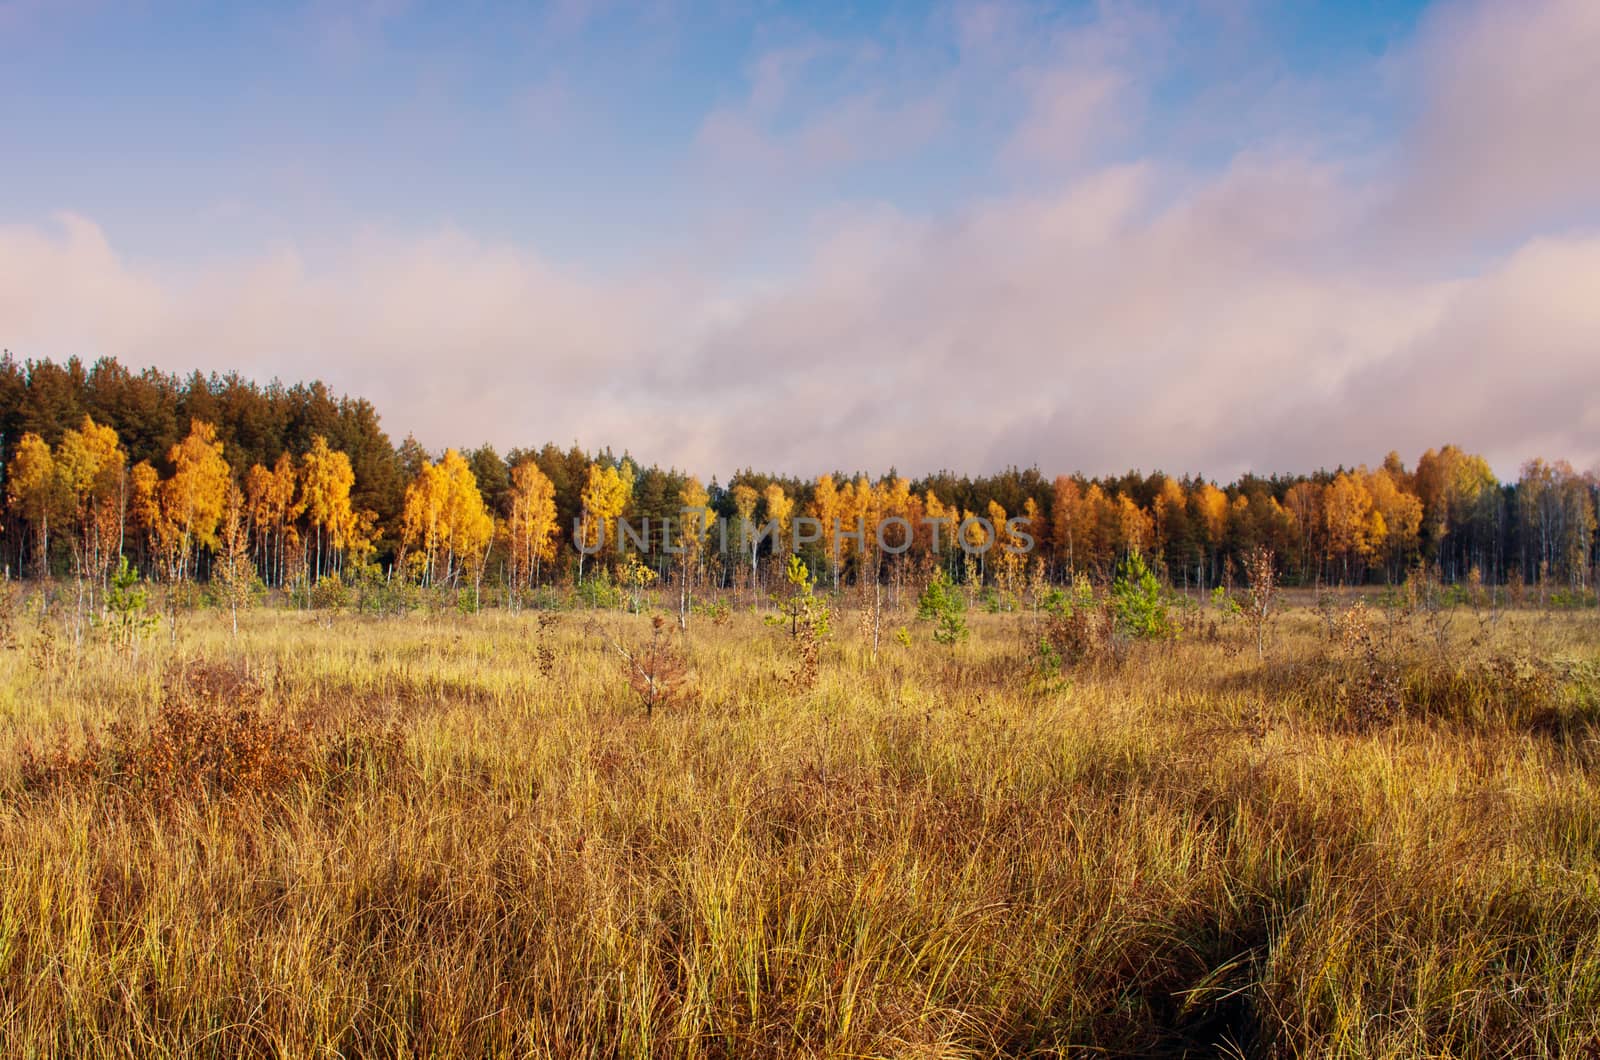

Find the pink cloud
[[1387, 0, 1600, 247], [5, 1, 1600, 480]]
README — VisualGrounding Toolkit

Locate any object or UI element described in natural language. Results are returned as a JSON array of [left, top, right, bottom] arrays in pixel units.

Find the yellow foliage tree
[[918, 490, 948, 562], [507, 458, 559, 589], [1366, 466, 1423, 581], [128, 461, 168, 576], [957, 507, 991, 584], [1283, 481, 1322, 583], [874, 478, 913, 589], [1116, 493, 1154, 560], [1192, 482, 1229, 589], [730, 483, 761, 593], [299, 435, 358, 580], [7, 433, 62, 577], [1050, 476, 1094, 576], [577, 462, 632, 582], [808, 473, 844, 587], [673, 476, 712, 626], [988, 499, 1024, 592], [1151, 477, 1188, 568], [216, 482, 255, 636], [55, 415, 127, 585], [1081, 484, 1116, 576], [158, 420, 231, 581], [1322, 472, 1382, 583], [763, 483, 795, 560], [245, 453, 303, 587], [401, 449, 494, 590]]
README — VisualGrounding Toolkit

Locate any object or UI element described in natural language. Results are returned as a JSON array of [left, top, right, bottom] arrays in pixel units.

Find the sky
[[2, 0, 1598, 481]]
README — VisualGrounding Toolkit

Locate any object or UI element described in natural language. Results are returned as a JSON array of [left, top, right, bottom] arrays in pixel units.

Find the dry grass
[[1, 592, 1598, 1057]]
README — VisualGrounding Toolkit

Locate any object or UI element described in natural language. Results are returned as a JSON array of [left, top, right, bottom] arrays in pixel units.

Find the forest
[[2, 353, 1597, 600], [6, 351, 1600, 1056]]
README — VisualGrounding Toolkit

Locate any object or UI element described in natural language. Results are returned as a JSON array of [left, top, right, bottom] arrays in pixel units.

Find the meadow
[[1, 585, 1598, 1057]]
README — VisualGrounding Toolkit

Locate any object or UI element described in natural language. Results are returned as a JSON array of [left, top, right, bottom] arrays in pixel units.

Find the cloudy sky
[[2, 0, 1597, 480]]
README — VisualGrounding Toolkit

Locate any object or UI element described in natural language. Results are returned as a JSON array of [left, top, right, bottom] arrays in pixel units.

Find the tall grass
[[1, 594, 1597, 1057]]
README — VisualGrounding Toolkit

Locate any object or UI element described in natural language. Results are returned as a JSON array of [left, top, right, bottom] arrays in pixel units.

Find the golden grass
[[1, 596, 1598, 1057]]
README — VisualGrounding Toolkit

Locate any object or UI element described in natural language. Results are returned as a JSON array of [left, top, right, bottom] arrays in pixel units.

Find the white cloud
[[1002, 66, 1125, 167], [4, 0, 1598, 481], [1386, 0, 1600, 248]]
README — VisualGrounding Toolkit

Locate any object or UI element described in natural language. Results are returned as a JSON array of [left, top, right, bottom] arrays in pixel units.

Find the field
[[1, 590, 1599, 1057]]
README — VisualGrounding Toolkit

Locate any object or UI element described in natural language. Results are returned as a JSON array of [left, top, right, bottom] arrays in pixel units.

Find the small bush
[[103, 556, 158, 649], [1036, 574, 1115, 669], [1110, 552, 1175, 641], [357, 572, 422, 616], [599, 614, 691, 716], [311, 573, 349, 614], [21, 663, 308, 806], [770, 557, 831, 686], [1404, 652, 1567, 729], [18, 660, 410, 808], [694, 599, 733, 626], [1326, 602, 1403, 729], [916, 569, 968, 646], [1549, 590, 1595, 610], [575, 569, 623, 609], [916, 568, 964, 621]]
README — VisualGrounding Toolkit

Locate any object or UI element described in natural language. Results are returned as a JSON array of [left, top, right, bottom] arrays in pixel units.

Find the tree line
[[2, 354, 1597, 597]]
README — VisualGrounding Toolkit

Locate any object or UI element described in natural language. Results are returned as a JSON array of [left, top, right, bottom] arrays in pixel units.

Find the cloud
[[9, 143, 1596, 483], [694, 38, 948, 183], [667, 155, 1465, 477], [0, 215, 696, 456], [997, 0, 1169, 169], [4, 0, 1599, 482], [1001, 66, 1126, 167], [0, 213, 169, 356], [1274, 234, 1600, 475], [1386, 0, 1600, 249], [698, 91, 945, 180]]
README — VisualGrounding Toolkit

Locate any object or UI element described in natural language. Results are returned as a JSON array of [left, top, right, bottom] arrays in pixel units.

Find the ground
[[1, 593, 1598, 1057]]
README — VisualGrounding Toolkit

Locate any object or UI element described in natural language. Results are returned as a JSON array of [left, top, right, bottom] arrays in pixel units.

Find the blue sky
[[4, 1, 1429, 263], [2, 0, 1597, 478]]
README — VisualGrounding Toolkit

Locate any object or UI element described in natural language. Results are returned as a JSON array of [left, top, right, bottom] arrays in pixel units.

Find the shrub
[[19, 663, 413, 809], [20, 662, 309, 807], [1329, 602, 1402, 729], [1549, 590, 1595, 610], [1403, 652, 1563, 729], [1109, 551, 1175, 641], [1043, 574, 1096, 618], [620, 555, 658, 613], [1040, 577, 1114, 668], [916, 569, 968, 646], [770, 556, 831, 686], [0, 582, 18, 650], [357, 571, 422, 616], [1209, 585, 1241, 616], [981, 587, 1017, 614], [1241, 545, 1277, 660], [104, 556, 157, 649], [311, 572, 349, 614], [575, 569, 623, 609], [932, 608, 968, 646], [916, 568, 964, 621], [597, 614, 691, 717], [774, 555, 830, 638], [694, 598, 733, 626]]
